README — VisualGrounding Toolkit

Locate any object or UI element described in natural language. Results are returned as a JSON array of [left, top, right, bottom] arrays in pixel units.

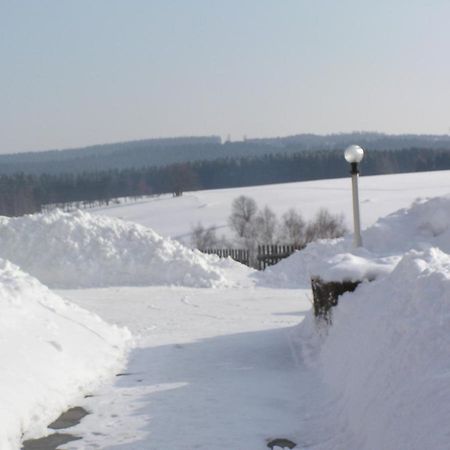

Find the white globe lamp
[[344, 145, 364, 164]]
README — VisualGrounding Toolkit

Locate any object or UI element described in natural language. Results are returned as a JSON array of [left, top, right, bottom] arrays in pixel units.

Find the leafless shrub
[[253, 206, 279, 245], [305, 208, 347, 243], [191, 195, 347, 259], [228, 195, 258, 239], [279, 208, 306, 246], [190, 223, 222, 250]]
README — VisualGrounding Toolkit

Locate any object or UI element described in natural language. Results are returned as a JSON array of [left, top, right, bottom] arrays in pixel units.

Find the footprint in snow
[[180, 296, 200, 307]]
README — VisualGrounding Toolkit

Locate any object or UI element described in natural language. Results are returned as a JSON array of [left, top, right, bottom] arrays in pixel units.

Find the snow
[[0, 259, 131, 449], [259, 194, 450, 287], [57, 286, 313, 450], [0, 209, 252, 289], [310, 250, 394, 283], [92, 169, 450, 243], [2, 169, 450, 449], [363, 195, 450, 254], [267, 195, 450, 449], [257, 242, 400, 287], [314, 248, 450, 449]]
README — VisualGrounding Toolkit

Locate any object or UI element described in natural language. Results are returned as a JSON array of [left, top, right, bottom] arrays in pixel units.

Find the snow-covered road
[[57, 286, 318, 449]]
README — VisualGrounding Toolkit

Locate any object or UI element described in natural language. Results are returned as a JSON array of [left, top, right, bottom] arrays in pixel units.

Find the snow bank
[[314, 248, 450, 450], [312, 251, 395, 283], [255, 239, 347, 287], [255, 239, 397, 287], [265, 195, 450, 447], [258, 195, 450, 287], [0, 259, 131, 449], [0, 210, 251, 289], [363, 195, 450, 254]]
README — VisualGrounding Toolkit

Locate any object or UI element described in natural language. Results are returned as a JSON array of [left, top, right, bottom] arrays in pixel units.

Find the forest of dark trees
[[2, 132, 450, 175], [2, 146, 450, 217]]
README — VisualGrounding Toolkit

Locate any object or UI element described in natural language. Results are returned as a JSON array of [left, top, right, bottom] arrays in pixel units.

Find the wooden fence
[[257, 244, 304, 270], [203, 248, 250, 267], [203, 245, 303, 270]]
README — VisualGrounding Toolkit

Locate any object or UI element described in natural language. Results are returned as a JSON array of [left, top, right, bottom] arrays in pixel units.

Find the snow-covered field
[[93, 169, 450, 242], [2, 169, 450, 449]]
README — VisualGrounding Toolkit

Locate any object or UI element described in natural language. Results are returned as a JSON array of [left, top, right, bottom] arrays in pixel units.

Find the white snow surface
[[310, 250, 395, 283], [59, 236, 450, 450], [363, 195, 450, 254], [92, 169, 450, 243], [59, 286, 314, 450], [0, 209, 252, 289], [275, 195, 450, 449], [0, 259, 131, 449], [313, 248, 450, 449], [259, 194, 450, 287], [3, 170, 450, 449]]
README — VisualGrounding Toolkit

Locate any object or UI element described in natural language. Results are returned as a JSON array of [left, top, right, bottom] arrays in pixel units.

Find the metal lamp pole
[[344, 145, 364, 247]]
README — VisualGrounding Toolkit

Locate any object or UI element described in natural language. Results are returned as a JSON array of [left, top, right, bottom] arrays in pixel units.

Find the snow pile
[[258, 195, 450, 287], [0, 259, 131, 449], [363, 196, 450, 254], [264, 195, 450, 447], [314, 248, 450, 450], [255, 239, 347, 287], [256, 239, 398, 287], [0, 210, 251, 289], [312, 251, 395, 283]]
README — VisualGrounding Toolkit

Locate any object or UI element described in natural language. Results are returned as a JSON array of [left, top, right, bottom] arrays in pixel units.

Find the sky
[[1, 0, 450, 154]]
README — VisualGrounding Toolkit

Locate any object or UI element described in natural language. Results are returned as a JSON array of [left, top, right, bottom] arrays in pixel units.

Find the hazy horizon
[[5, 129, 450, 156], [2, 0, 450, 154]]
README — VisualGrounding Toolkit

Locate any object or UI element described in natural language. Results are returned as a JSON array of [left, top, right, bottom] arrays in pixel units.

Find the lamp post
[[344, 145, 364, 247]]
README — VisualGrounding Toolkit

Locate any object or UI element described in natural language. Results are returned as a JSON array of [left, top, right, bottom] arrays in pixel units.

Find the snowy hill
[[93, 169, 450, 243], [0, 210, 252, 289]]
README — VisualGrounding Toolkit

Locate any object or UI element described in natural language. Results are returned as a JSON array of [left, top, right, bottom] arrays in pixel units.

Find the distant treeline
[[2, 147, 450, 217], [2, 132, 450, 175]]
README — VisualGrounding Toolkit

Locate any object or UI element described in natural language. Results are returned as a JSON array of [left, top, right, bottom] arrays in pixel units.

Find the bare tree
[[253, 206, 278, 245], [279, 208, 306, 246], [228, 195, 258, 239], [190, 223, 221, 250], [305, 208, 347, 243], [225, 196, 346, 267]]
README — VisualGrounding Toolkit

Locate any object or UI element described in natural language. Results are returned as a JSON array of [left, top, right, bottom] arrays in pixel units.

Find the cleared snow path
[[55, 286, 323, 450]]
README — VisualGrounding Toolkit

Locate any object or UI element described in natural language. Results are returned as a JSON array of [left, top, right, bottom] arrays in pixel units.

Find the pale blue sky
[[1, 0, 450, 153]]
